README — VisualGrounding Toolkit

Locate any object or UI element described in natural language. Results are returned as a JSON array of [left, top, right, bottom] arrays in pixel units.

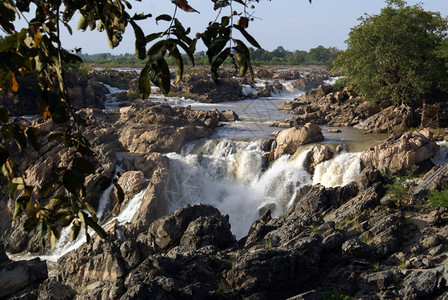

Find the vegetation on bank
[[333, 0, 448, 106], [79, 45, 340, 69]]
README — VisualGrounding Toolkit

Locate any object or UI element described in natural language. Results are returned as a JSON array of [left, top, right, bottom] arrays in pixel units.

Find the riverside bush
[[331, 77, 346, 92], [428, 189, 448, 208], [385, 166, 418, 206]]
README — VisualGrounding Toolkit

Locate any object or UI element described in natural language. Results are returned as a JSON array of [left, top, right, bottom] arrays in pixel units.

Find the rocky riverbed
[[2, 67, 448, 299]]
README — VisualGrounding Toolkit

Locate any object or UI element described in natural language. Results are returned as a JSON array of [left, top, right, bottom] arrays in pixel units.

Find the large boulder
[[0, 249, 48, 299], [272, 123, 324, 160], [117, 171, 146, 199], [360, 130, 439, 174], [131, 165, 170, 233], [58, 239, 127, 298], [137, 204, 237, 255], [310, 144, 334, 166]]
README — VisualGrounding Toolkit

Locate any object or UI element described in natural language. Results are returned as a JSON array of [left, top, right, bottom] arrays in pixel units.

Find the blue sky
[[51, 0, 448, 54]]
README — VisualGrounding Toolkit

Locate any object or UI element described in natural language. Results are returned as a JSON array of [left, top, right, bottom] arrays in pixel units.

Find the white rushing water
[[165, 139, 366, 239], [10, 167, 147, 262], [432, 141, 448, 165]]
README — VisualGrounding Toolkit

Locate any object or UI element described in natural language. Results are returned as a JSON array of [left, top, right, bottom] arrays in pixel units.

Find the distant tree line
[[79, 45, 341, 68]]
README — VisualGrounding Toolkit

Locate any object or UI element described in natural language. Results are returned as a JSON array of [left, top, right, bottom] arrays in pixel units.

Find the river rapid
[[127, 79, 388, 240], [12, 77, 391, 261]]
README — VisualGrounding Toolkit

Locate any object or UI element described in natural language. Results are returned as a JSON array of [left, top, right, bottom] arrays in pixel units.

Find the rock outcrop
[[0, 244, 48, 299], [281, 85, 420, 132], [116, 103, 220, 154], [271, 123, 324, 160], [354, 104, 415, 133], [360, 130, 439, 174]]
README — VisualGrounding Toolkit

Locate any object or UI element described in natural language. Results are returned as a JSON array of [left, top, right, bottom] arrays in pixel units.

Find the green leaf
[[1, 124, 13, 139], [130, 20, 146, 60], [45, 196, 70, 211], [85, 215, 108, 239], [49, 226, 60, 249], [2, 158, 14, 180], [40, 175, 58, 197], [12, 200, 23, 221], [73, 157, 95, 175], [63, 169, 84, 195], [12, 195, 31, 221], [131, 13, 152, 21], [78, 211, 90, 243], [9, 177, 24, 198], [175, 38, 195, 66], [84, 201, 97, 216], [11, 125, 27, 152], [233, 25, 262, 49], [173, 18, 192, 45], [24, 212, 39, 232], [155, 14, 172, 24], [221, 16, 230, 28], [150, 58, 171, 95], [233, 39, 254, 79], [139, 64, 151, 99], [170, 47, 184, 84], [0, 106, 8, 123], [211, 47, 231, 82], [25, 127, 41, 151], [147, 40, 166, 56], [39, 219, 47, 247], [52, 100, 69, 124], [146, 32, 164, 44], [61, 49, 83, 64], [0, 144, 9, 166], [70, 220, 81, 242], [71, 197, 79, 215]]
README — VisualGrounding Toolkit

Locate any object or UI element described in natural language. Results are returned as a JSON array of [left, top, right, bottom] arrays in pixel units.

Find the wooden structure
[[421, 99, 448, 128]]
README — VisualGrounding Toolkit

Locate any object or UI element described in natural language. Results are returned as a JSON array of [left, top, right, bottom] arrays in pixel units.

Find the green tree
[[333, 0, 448, 105]]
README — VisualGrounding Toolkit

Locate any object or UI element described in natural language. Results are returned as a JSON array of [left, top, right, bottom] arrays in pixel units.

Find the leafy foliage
[[428, 189, 448, 208], [333, 0, 448, 105], [0, 0, 311, 247], [385, 166, 418, 206]]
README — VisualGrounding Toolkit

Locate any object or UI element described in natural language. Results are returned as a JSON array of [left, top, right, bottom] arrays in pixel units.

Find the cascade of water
[[166, 140, 315, 239], [115, 189, 146, 225], [313, 152, 361, 187], [166, 140, 366, 239], [432, 141, 448, 165], [11, 163, 148, 262]]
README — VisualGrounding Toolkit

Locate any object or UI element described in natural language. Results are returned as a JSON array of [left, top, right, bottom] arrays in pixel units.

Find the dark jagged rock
[[0, 255, 48, 299], [225, 237, 322, 298], [136, 204, 237, 256]]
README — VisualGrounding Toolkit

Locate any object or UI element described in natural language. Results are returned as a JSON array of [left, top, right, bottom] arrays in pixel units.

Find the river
[[12, 77, 391, 261]]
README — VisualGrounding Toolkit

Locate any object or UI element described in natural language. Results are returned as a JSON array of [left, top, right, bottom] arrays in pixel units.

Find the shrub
[[428, 189, 448, 208], [331, 77, 346, 92]]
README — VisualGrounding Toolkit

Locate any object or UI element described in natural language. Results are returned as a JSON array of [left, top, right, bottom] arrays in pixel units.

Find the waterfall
[[166, 141, 364, 239], [313, 152, 361, 187], [431, 141, 448, 165], [10, 166, 147, 262]]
